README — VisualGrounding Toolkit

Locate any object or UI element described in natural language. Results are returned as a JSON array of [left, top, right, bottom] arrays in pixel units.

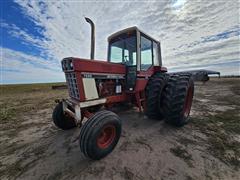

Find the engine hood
[[62, 57, 126, 75]]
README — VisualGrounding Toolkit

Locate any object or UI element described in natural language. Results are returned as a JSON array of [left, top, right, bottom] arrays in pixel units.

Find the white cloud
[[1, 47, 64, 84], [1, 0, 239, 84], [1, 22, 45, 48]]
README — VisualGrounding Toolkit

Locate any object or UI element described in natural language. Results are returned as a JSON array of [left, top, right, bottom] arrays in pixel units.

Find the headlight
[[62, 62, 65, 70]]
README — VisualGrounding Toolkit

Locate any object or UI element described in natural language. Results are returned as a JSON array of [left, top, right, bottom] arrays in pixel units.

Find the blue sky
[[0, 0, 239, 84]]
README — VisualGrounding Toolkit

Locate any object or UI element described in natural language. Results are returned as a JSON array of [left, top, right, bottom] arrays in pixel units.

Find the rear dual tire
[[145, 72, 194, 127], [145, 73, 169, 119], [161, 73, 194, 127]]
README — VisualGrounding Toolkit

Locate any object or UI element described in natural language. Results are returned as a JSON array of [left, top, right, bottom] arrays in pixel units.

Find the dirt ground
[[0, 78, 239, 180]]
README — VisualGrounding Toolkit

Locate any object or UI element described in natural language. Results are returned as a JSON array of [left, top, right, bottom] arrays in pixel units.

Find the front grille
[[65, 72, 80, 99]]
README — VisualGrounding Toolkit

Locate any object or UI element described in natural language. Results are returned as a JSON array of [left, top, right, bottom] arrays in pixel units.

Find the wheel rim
[[183, 86, 193, 118], [97, 124, 116, 149]]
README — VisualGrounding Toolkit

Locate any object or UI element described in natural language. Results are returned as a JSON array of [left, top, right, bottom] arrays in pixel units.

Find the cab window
[[140, 35, 152, 70], [110, 45, 123, 63], [109, 31, 137, 66]]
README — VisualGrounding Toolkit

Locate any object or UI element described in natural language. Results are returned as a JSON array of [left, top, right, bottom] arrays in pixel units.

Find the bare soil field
[[0, 78, 239, 180]]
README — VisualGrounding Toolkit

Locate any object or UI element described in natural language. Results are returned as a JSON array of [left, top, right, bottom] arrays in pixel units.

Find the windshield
[[108, 31, 137, 66]]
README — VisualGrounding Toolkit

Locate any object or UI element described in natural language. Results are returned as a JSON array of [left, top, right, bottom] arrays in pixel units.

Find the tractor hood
[[61, 57, 126, 75]]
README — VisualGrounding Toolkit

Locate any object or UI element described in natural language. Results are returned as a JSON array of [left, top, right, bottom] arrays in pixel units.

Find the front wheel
[[52, 102, 77, 130], [79, 110, 121, 160]]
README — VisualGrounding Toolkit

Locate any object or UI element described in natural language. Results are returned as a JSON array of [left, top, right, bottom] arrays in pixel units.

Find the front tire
[[79, 110, 121, 160], [52, 102, 77, 130], [161, 73, 194, 127]]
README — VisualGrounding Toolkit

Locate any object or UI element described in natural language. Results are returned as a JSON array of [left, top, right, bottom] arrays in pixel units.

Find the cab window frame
[[108, 30, 137, 66], [140, 33, 157, 71]]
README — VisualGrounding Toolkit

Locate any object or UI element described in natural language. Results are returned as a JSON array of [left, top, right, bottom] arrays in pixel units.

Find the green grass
[[191, 78, 240, 170], [191, 109, 240, 169], [0, 106, 16, 122], [194, 109, 240, 135], [170, 146, 193, 167], [0, 82, 66, 95], [0, 82, 67, 123]]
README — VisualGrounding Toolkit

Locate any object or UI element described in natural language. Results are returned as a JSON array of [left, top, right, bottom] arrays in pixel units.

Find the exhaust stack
[[85, 17, 95, 60]]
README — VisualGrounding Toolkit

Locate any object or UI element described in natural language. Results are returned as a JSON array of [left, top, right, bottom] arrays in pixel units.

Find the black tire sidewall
[[145, 73, 168, 119], [52, 102, 76, 130], [87, 118, 121, 160], [182, 77, 194, 123], [162, 74, 194, 127], [79, 110, 122, 160]]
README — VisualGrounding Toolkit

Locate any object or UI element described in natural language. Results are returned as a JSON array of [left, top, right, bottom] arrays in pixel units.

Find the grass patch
[[170, 146, 193, 167], [0, 106, 16, 122], [178, 137, 197, 146], [230, 82, 240, 95], [0, 83, 67, 126], [191, 108, 240, 169], [215, 95, 240, 106], [46, 171, 63, 180], [0, 103, 37, 124], [208, 135, 240, 168], [0, 82, 66, 95], [195, 109, 240, 134]]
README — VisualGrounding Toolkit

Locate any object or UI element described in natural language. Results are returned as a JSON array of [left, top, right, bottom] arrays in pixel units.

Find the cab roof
[[107, 26, 160, 43]]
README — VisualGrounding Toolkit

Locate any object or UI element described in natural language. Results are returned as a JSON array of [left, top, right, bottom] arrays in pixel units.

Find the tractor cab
[[107, 27, 163, 90], [108, 26, 162, 71]]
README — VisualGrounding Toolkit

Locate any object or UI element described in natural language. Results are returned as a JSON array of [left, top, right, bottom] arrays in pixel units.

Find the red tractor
[[52, 18, 194, 160]]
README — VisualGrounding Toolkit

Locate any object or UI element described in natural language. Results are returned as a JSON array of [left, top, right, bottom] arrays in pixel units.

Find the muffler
[[85, 17, 95, 60]]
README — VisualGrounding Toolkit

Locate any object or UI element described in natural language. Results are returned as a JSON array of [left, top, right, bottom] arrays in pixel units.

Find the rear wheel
[[161, 73, 194, 126], [79, 110, 121, 160], [52, 102, 77, 130], [145, 73, 169, 119]]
